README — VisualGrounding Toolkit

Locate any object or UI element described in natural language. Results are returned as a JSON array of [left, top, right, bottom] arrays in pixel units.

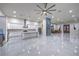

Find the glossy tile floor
[[0, 31, 79, 56]]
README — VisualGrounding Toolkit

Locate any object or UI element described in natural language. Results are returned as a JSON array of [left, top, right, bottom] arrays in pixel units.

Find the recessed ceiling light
[[69, 10, 72, 13], [72, 15, 75, 17], [13, 10, 16, 14]]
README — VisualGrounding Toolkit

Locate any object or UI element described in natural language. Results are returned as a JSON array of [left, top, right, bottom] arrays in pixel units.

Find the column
[[42, 16, 46, 36], [42, 15, 51, 36]]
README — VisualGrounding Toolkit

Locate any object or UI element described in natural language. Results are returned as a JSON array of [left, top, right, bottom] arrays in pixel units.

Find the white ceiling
[[0, 3, 79, 23]]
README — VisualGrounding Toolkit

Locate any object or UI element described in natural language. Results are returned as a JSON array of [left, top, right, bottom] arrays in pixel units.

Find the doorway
[[63, 24, 70, 33]]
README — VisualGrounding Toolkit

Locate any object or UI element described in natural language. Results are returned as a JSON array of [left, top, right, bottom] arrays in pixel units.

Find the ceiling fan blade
[[47, 11, 53, 15], [44, 3, 47, 8], [37, 5, 43, 10], [49, 9, 56, 11], [47, 4, 56, 10]]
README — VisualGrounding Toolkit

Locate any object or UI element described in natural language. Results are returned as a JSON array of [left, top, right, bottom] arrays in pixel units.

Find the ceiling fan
[[35, 3, 56, 16]]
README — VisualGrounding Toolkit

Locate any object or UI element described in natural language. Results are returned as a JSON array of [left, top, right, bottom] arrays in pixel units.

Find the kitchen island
[[7, 29, 39, 40], [22, 31, 39, 39]]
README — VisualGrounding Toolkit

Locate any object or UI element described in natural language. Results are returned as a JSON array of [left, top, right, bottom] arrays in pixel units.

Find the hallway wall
[[52, 23, 79, 33], [0, 10, 6, 42], [0, 10, 5, 34], [0, 16, 6, 35], [70, 23, 79, 32]]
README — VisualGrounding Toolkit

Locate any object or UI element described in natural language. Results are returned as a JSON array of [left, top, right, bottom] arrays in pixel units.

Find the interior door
[[63, 24, 70, 33]]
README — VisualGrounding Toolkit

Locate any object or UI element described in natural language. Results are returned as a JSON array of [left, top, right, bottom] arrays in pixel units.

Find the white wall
[[53, 24, 61, 30], [7, 17, 39, 31], [7, 17, 24, 29], [26, 21, 38, 29]]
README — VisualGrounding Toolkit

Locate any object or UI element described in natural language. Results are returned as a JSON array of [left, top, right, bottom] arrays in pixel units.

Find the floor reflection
[[0, 32, 79, 56], [63, 33, 70, 42]]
